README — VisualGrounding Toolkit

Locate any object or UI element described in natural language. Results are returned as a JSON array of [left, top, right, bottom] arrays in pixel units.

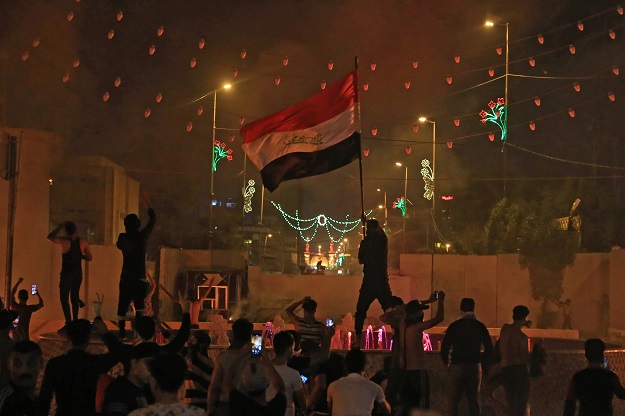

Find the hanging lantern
[[529, 121, 536, 130], [62, 73, 69, 83], [370, 62, 376, 71], [190, 57, 197, 68], [283, 57, 288, 66], [363, 148, 370, 157], [577, 21, 584, 31], [155, 93, 163, 103], [21, 52, 29, 61], [102, 91, 110, 102], [114, 77, 121, 87], [534, 97, 541, 106], [72, 59, 80, 68], [618, 5, 624, 15], [363, 83, 369, 91], [608, 92, 616, 101], [569, 45, 576, 54], [197, 105, 204, 116], [454, 54, 460, 64], [488, 132, 495, 141], [230, 133, 235, 142], [446, 75, 453, 84], [404, 80, 411, 89], [446, 141, 453, 149], [412, 60, 418, 69], [327, 60, 334, 70], [186, 122, 193, 132], [371, 127, 377, 136], [488, 67, 495, 77], [239, 116, 245, 125], [405, 146, 411, 155], [568, 108, 576, 118], [454, 118, 460, 127], [116, 11, 123, 21], [144, 108, 151, 118], [609, 30, 616, 40], [67, 12, 74, 22], [613, 66, 620, 75], [320, 80, 326, 90], [496, 47, 503, 55], [274, 76, 281, 85], [149, 45, 156, 55], [107, 29, 115, 40], [573, 83, 581, 92], [412, 124, 418, 133], [32, 38, 40, 47], [529, 57, 536, 67], [232, 68, 238, 78], [537, 34, 544, 44], [198, 39, 205, 49], [240, 49, 247, 59], [157, 26, 164, 37]]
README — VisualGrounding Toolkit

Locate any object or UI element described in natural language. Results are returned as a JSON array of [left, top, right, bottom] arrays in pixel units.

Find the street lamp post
[[376, 188, 387, 229], [209, 83, 232, 251], [395, 162, 408, 253]]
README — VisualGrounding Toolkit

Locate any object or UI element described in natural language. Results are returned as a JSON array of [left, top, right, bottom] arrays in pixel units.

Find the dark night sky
[[2, 0, 625, 248]]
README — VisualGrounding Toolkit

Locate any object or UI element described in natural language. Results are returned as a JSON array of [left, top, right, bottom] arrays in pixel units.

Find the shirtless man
[[499, 305, 531, 416], [380, 291, 445, 411]]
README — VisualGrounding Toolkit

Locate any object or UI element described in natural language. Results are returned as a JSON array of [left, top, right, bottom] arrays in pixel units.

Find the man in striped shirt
[[286, 297, 325, 345]]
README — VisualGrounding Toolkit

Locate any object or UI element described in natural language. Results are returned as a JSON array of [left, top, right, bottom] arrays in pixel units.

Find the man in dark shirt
[[441, 298, 493, 416], [355, 219, 393, 347], [564, 338, 625, 416], [39, 319, 121, 416], [116, 191, 156, 338], [0, 340, 43, 416], [10, 278, 44, 341]]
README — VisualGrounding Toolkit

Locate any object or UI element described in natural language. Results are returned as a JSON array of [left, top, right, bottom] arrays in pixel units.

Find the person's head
[[64, 221, 77, 235], [17, 289, 28, 303], [129, 343, 159, 386], [273, 331, 295, 358], [67, 319, 92, 347], [460, 298, 475, 313], [512, 305, 530, 322], [135, 316, 156, 341], [286, 330, 302, 352], [366, 219, 381, 236], [585, 338, 606, 364], [147, 352, 187, 397], [345, 348, 366, 374], [123, 214, 141, 232], [405, 299, 430, 324], [240, 357, 270, 396], [231, 318, 254, 346], [302, 298, 317, 317], [190, 330, 211, 356], [387, 296, 404, 309], [0, 309, 18, 333], [7, 341, 42, 391]]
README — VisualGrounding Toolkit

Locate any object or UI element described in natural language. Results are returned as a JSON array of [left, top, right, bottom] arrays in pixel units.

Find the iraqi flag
[[241, 70, 360, 192]]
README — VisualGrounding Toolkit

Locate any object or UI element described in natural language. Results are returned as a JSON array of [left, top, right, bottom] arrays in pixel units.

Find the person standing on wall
[[47, 220, 92, 331], [116, 191, 156, 339]]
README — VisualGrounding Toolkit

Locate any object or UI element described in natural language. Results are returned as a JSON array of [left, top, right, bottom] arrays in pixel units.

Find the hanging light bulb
[[114, 77, 122, 87], [102, 91, 110, 102], [618, 5, 624, 15], [72, 59, 80, 68], [577, 21, 584, 31], [230, 133, 235, 142], [240, 49, 247, 59], [155, 93, 163, 103], [447, 141, 453, 149], [198, 38, 205, 49], [496, 47, 502, 55], [454, 54, 460, 64], [405, 146, 411, 154], [568, 108, 576, 117], [446, 76, 453, 84], [107, 29, 115, 40], [283, 57, 289, 66], [149, 45, 156, 55], [371, 127, 377, 136], [412, 60, 418, 69], [534, 97, 541, 106], [363, 83, 369, 91], [412, 125, 418, 133], [21, 52, 29, 61], [537, 34, 544, 44], [144, 108, 151, 118], [454, 118, 460, 126], [363, 149, 370, 157], [569, 45, 576, 54], [274, 76, 281, 85], [186, 122, 193, 132], [239, 116, 245, 125], [404, 80, 411, 89], [488, 132, 495, 141], [117, 11, 124, 21], [232, 68, 238, 78], [157, 26, 164, 36], [62, 73, 70, 83], [370, 62, 376, 71], [529, 57, 536, 67], [327, 60, 334, 70], [32, 38, 40, 47], [197, 106, 204, 116], [320, 80, 326, 90], [190, 57, 197, 68], [573, 83, 581, 92], [608, 92, 616, 101], [67, 12, 74, 22], [613, 66, 620, 75], [488, 67, 495, 77], [609, 30, 616, 40], [529, 121, 536, 130]]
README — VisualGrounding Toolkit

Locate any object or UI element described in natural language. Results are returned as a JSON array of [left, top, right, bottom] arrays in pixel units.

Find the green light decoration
[[272, 201, 372, 243], [336, 253, 345, 267], [393, 197, 406, 217], [213, 140, 233, 172], [243, 179, 255, 213], [421, 159, 434, 200], [479, 98, 507, 141]]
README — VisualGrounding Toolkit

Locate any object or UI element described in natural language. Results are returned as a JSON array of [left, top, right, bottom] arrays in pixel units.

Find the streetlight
[[209, 83, 232, 251], [264, 233, 272, 247], [376, 188, 387, 229], [396, 162, 408, 253], [485, 20, 509, 196]]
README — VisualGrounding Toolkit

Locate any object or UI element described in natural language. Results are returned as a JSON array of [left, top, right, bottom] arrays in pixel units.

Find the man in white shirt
[[267, 331, 306, 416], [327, 348, 391, 416]]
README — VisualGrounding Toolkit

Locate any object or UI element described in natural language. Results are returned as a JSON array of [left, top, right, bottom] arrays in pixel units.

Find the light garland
[[480, 98, 508, 141], [392, 197, 406, 217], [272, 201, 372, 243], [243, 179, 255, 213], [213, 140, 233, 172], [421, 159, 434, 200]]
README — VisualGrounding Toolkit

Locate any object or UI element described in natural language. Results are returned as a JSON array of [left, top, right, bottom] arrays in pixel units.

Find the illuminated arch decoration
[[393, 197, 406, 217], [213, 140, 233, 172], [479, 98, 508, 141], [272, 201, 372, 243], [421, 159, 434, 200], [243, 179, 255, 213]]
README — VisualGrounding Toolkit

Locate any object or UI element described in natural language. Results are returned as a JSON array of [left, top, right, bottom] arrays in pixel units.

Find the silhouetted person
[[564, 338, 625, 416], [116, 192, 156, 338], [10, 278, 44, 341], [0, 341, 43, 416], [553, 298, 572, 329], [355, 219, 393, 346], [441, 297, 493, 416], [48, 220, 92, 329], [499, 305, 531, 416]]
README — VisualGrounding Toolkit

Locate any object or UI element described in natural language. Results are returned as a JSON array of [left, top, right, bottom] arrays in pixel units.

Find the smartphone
[[31, 285, 37, 295], [435, 291, 439, 299], [603, 356, 609, 369], [300, 374, 308, 383], [326, 318, 334, 327], [12, 317, 19, 329], [251, 335, 263, 356]]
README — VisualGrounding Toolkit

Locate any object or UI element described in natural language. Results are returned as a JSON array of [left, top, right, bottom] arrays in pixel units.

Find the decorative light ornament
[[149, 45, 156, 55], [241, 49, 247, 59], [155, 93, 163, 103], [72, 59, 80, 68], [609, 30, 616, 40], [488, 67, 495, 77], [371, 127, 377, 136], [613, 66, 620, 75], [454, 54, 460, 64], [412, 60, 419, 69], [199, 38, 205, 49], [529, 121, 536, 130], [363, 148, 369, 157], [363, 83, 369, 91], [243, 180, 256, 213], [393, 197, 407, 216], [454, 118, 460, 127], [568, 108, 576, 118], [21, 52, 29, 61], [102, 91, 110, 102], [320, 80, 326, 90], [117, 11, 124, 21], [496, 47, 502, 55], [229, 133, 235, 142], [447, 141, 453, 149], [282, 56, 289, 66], [529, 57, 536, 67], [534, 97, 541, 106], [370, 62, 376, 71], [32, 38, 40, 47], [212, 140, 234, 171], [197, 106, 204, 116], [573, 83, 580, 92], [327, 60, 334, 70], [404, 80, 411, 89], [446, 75, 453, 84], [421, 159, 434, 200], [479, 98, 507, 141], [618, 5, 624, 15], [62, 73, 69, 83], [190, 58, 197, 68], [67, 12, 74, 22], [144, 108, 151, 118], [577, 21, 584, 31], [232, 68, 238, 77], [488, 132, 495, 141], [609, 92, 616, 101], [239, 117, 245, 125], [275, 76, 281, 85], [157, 26, 164, 36], [537, 34, 544, 44], [405, 146, 411, 154], [569, 45, 576, 54], [114, 77, 122, 87], [186, 122, 193, 132], [412, 124, 418, 133], [107, 29, 115, 40]]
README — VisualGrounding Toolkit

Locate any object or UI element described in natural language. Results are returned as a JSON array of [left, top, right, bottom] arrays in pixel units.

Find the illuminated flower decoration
[[243, 179, 256, 213], [393, 197, 407, 217], [213, 140, 233, 171], [480, 98, 507, 141], [420, 159, 434, 201]]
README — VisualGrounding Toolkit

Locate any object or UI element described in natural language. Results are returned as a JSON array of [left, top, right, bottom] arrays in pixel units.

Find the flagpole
[[354, 56, 366, 237]]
